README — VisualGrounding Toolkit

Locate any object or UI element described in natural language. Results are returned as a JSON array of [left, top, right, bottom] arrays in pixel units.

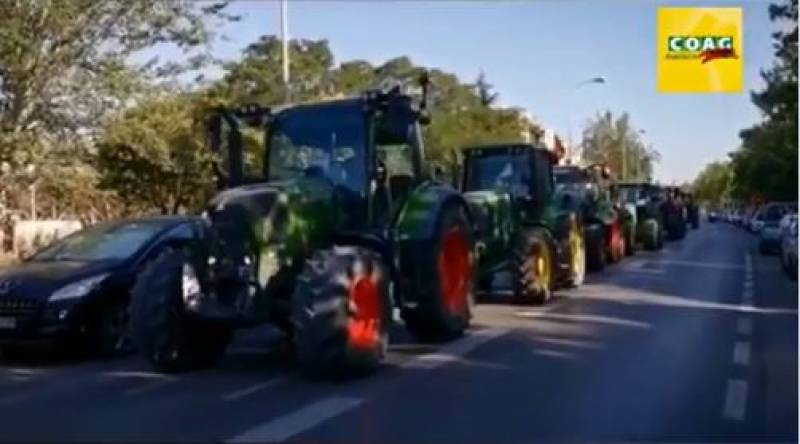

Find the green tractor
[[129, 78, 477, 378], [618, 182, 665, 250], [554, 164, 626, 272], [459, 144, 586, 304]]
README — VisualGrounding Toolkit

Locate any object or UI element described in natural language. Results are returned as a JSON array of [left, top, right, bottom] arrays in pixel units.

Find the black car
[[0, 216, 203, 357]]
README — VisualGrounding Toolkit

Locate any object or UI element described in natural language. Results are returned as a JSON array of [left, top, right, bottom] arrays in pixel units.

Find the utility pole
[[280, 0, 291, 103], [567, 76, 605, 164]]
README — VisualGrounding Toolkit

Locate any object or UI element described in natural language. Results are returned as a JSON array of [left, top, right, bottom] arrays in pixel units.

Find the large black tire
[[586, 225, 606, 272], [624, 224, 636, 257], [564, 220, 586, 288], [130, 249, 232, 373], [402, 204, 474, 342], [512, 228, 554, 305], [607, 224, 624, 264], [292, 246, 391, 378], [642, 219, 660, 251]]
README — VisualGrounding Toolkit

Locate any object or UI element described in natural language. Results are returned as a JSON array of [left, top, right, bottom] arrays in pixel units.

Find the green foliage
[[580, 111, 659, 182], [95, 94, 215, 214], [692, 161, 733, 206], [0, 0, 235, 219], [729, 0, 797, 202]]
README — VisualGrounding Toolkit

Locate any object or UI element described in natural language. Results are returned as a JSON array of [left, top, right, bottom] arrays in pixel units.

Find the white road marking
[[723, 379, 748, 421], [743, 280, 754, 289], [737, 318, 752, 336], [401, 327, 510, 370], [733, 341, 751, 366], [223, 378, 286, 402], [227, 396, 364, 443], [514, 311, 651, 329], [103, 371, 174, 380]]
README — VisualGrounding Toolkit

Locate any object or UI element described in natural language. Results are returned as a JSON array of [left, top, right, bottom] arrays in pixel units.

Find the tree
[[692, 161, 733, 206], [0, 0, 235, 220], [212, 36, 335, 105], [580, 110, 659, 181], [95, 94, 215, 214], [731, 0, 797, 201], [474, 71, 498, 107]]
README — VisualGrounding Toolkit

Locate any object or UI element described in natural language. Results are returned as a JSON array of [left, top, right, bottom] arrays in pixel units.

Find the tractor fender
[[392, 181, 474, 306], [394, 181, 473, 243]]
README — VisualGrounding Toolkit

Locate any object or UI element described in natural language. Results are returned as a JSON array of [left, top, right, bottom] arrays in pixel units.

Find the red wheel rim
[[437, 227, 471, 315], [347, 277, 381, 349]]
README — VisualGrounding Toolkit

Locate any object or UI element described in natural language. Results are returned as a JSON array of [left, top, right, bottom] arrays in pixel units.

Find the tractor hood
[[207, 177, 338, 276]]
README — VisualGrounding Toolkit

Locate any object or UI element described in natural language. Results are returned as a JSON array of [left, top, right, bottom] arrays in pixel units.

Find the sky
[[196, 0, 779, 183]]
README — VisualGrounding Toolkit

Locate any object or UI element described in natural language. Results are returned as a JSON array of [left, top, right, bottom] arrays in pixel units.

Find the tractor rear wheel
[[512, 228, 553, 305], [292, 247, 391, 378], [402, 204, 474, 342], [130, 249, 232, 373]]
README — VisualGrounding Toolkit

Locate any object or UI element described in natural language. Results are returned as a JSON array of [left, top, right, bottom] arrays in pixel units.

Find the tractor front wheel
[[565, 221, 586, 288], [130, 249, 232, 373], [292, 247, 391, 378], [512, 228, 553, 305]]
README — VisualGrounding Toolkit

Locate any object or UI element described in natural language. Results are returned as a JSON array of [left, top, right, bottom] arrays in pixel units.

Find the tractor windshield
[[267, 101, 367, 193], [464, 152, 532, 197], [619, 186, 639, 204]]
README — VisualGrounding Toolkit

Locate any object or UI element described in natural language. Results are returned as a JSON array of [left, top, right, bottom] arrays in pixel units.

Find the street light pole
[[567, 76, 606, 164], [280, 0, 290, 103]]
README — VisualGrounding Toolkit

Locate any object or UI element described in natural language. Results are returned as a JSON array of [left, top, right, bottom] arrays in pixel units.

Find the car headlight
[[49, 274, 109, 302]]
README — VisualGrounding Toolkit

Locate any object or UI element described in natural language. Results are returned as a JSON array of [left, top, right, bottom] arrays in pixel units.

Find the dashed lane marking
[[222, 378, 286, 402], [723, 379, 748, 421], [400, 327, 510, 370], [227, 396, 364, 443], [733, 341, 751, 366]]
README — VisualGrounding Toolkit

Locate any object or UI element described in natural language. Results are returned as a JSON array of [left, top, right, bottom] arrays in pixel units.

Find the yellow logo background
[[657, 8, 743, 93]]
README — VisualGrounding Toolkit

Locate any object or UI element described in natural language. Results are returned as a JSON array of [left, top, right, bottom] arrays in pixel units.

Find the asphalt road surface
[[0, 222, 796, 443]]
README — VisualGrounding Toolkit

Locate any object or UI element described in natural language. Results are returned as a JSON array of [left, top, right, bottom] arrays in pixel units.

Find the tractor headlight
[[50, 274, 109, 302]]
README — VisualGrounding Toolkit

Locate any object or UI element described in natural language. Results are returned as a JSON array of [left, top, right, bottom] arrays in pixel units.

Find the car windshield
[[32, 221, 169, 262], [464, 152, 531, 196], [267, 101, 367, 193]]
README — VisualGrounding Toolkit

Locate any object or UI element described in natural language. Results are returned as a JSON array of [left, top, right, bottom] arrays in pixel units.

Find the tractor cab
[[461, 144, 555, 223]]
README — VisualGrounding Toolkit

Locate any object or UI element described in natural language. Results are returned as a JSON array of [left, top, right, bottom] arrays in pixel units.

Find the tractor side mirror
[[418, 113, 431, 126], [561, 193, 573, 209], [375, 161, 388, 184]]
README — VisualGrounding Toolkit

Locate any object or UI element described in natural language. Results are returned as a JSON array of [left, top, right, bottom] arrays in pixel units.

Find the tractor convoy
[[128, 74, 697, 379]]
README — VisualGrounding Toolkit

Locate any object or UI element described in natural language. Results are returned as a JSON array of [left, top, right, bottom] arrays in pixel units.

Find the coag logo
[[657, 8, 742, 93], [667, 36, 737, 63]]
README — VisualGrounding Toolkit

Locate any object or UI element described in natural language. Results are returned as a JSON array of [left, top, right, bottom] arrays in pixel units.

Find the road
[[0, 222, 796, 442]]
